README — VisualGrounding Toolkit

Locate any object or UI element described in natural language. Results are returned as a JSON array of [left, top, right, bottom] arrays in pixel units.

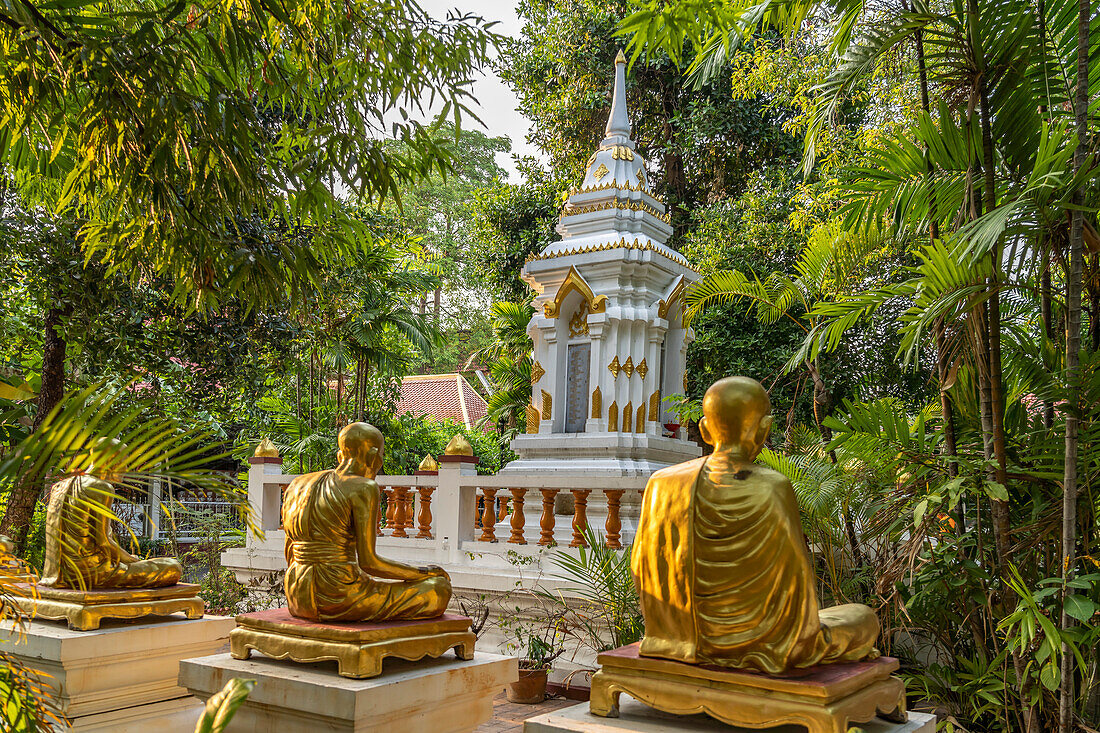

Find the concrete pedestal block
[[179, 650, 518, 733], [524, 699, 937, 733], [1, 615, 235, 731]]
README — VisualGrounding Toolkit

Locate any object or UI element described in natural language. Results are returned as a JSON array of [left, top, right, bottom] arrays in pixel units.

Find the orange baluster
[[604, 490, 624, 549], [383, 487, 396, 531], [479, 489, 498, 542], [539, 489, 558, 546], [508, 489, 527, 545], [416, 487, 434, 539], [392, 487, 409, 538], [570, 489, 591, 548]]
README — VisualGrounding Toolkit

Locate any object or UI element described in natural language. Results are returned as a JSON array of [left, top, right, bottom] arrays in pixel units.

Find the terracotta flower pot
[[507, 664, 549, 704]]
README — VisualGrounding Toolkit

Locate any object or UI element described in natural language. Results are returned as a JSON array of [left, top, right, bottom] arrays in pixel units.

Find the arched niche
[[552, 287, 593, 433]]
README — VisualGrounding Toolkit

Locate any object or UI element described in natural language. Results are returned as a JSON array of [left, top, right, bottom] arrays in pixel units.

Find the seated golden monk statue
[[632, 376, 879, 674], [41, 439, 183, 590], [282, 422, 450, 622]]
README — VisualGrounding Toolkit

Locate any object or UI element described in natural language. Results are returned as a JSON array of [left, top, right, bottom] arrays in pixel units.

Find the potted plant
[[509, 636, 563, 703], [501, 605, 566, 704]]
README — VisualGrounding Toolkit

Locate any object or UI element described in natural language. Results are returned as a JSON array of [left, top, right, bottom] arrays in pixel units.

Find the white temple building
[[503, 51, 701, 477]]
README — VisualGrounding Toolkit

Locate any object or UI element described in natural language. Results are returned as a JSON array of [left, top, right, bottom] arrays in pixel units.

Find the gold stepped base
[[13, 583, 204, 631], [590, 643, 906, 733], [230, 608, 476, 679]]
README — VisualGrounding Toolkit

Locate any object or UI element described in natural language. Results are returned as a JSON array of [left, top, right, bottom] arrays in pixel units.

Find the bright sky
[[415, 0, 539, 180]]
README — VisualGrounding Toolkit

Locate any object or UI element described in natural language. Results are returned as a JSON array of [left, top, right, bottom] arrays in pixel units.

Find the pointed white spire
[[604, 50, 631, 140]]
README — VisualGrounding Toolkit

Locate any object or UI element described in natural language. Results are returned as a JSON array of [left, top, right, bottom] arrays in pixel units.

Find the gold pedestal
[[13, 583, 204, 631], [590, 643, 906, 733], [230, 609, 476, 679]]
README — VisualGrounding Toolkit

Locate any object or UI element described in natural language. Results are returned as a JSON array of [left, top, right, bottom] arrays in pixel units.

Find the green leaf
[[1064, 595, 1099, 622], [193, 678, 255, 733], [1039, 663, 1059, 691], [983, 481, 1009, 502]]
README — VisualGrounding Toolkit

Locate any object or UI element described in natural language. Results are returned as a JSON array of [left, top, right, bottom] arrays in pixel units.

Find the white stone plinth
[[524, 700, 936, 733], [179, 650, 518, 733], [1, 614, 235, 731]]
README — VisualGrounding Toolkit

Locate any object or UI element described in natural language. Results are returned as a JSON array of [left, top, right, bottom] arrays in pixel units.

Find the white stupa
[[502, 50, 701, 477]]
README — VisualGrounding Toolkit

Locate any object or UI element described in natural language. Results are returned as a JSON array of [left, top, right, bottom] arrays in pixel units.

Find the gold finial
[[443, 434, 474, 456], [615, 49, 626, 65], [418, 453, 440, 472], [254, 437, 280, 458]]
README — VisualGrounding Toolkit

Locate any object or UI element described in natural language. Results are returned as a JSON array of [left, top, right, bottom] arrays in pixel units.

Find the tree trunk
[[1060, 0, 1089, 727], [978, 55, 1038, 733], [1042, 247, 1055, 430], [1, 305, 70, 552]]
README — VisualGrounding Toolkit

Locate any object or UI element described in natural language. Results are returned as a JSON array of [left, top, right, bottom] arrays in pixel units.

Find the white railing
[[224, 455, 647, 586]]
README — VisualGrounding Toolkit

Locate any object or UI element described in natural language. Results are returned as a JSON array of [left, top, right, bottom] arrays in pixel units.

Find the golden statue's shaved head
[[338, 422, 384, 465], [700, 377, 772, 452]]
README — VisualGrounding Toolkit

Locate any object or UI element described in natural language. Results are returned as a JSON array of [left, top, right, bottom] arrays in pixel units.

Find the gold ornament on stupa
[[443, 434, 473, 456], [590, 375, 906, 731], [418, 453, 440, 472], [254, 437, 280, 458], [230, 422, 474, 678]]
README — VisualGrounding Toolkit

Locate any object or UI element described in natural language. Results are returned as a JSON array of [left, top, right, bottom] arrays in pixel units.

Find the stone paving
[[474, 691, 578, 733]]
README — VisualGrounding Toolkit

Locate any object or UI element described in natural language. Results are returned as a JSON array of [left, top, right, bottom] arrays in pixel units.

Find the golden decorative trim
[[593, 163, 609, 181], [566, 180, 653, 196], [569, 302, 590, 337], [541, 389, 553, 420], [608, 401, 618, 432], [592, 387, 602, 418], [636, 405, 646, 433], [649, 391, 660, 422], [657, 276, 686, 320], [560, 199, 670, 223], [526, 404, 540, 433], [623, 402, 633, 433], [622, 357, 635, 378], [531, 360, 545, 384], [638, 167, 648, 186], [602, 144, 635, 161], [543, 266, 608, 318], [526, 237, 693, 270], [637, 357, 648, 379], [608, 356, 621, 379]]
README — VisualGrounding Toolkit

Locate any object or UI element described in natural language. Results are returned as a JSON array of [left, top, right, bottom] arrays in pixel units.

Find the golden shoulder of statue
[[281, 422, 451, 622], [40, 439, 183, 591], [632, 376, 880, 674]]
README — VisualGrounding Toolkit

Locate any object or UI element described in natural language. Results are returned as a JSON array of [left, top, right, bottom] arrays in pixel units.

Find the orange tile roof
[[394, 373, 489, 429]]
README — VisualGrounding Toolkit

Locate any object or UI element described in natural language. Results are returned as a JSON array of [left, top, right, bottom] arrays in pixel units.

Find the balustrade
[[478, 488, 499, 542], [604, 490, 624, 549], [247, 463, 646, 565], [539, 489, 558, 546], [416, 487, 434, 539], [508, 489, 527, 545], [392, 487, 409, 538], [570, 489, 590, 547], [383, 488, 396, 531]]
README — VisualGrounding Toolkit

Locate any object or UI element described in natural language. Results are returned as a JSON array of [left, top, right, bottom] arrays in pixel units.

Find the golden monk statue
[[631, 376, 879, 674], [41, 439, 183, 590], [282, 422, 451, 622]]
